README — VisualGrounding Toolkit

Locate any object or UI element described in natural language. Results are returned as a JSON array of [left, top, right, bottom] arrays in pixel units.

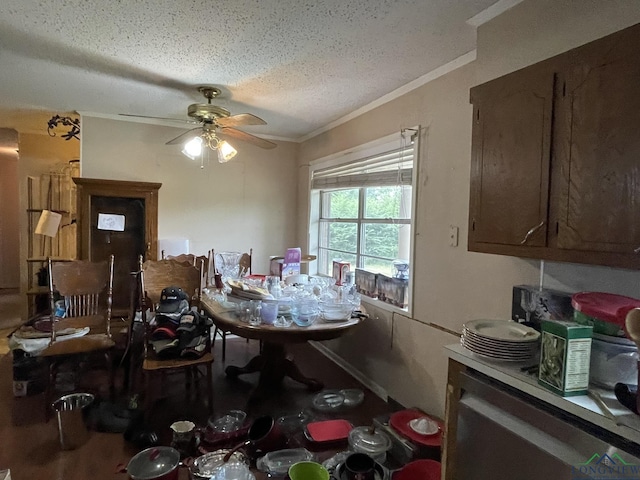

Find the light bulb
[[217, 140, 237, 163], [182, 136, 203, 160]]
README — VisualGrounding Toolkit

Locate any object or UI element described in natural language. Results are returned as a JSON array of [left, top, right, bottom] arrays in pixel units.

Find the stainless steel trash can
[[51, 393, 94, 450]]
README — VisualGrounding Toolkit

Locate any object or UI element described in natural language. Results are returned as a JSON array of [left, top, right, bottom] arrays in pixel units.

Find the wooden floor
[[0, 336, 392, 480]]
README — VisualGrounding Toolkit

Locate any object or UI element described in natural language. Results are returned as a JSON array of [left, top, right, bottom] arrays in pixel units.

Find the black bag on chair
[[177, 310, 212, 359]]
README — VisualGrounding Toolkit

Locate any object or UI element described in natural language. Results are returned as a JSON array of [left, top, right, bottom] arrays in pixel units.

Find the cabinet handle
[[520, 221, 545, 245], [634, 246, 640, 254]]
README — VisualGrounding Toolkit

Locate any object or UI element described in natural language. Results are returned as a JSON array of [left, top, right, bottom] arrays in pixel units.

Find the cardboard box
[[355, 269, 377, 298], [269, 257, 284, 278], [538, 320, 592, 396], [377, 274, 409, 308], [282, 247, 301, 278], [270, 253, 317, 279], [512, 285, 574, 327], [332, 261, 350, 286]]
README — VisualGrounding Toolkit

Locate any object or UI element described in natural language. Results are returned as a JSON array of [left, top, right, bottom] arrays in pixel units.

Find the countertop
[[445, 343, 640, 446]]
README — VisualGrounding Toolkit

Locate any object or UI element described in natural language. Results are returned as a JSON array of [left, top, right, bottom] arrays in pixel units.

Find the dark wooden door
[[74, 178, 161, 314], [553, 25, 640, 256], [468, 63, 556, 251], [90, 196, 145, 312]]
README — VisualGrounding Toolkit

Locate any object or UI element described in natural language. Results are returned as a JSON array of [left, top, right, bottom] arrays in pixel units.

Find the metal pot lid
[[127, 446, 180, 478], [348, 426, 391, 454], [192, 450, 247, 477]]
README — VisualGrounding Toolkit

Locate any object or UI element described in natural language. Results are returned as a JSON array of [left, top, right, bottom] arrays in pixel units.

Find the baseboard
[[310, 341, 388, 402]]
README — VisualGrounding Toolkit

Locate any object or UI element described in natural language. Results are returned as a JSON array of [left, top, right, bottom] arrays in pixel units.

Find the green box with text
[[538, 320, 592, 396]]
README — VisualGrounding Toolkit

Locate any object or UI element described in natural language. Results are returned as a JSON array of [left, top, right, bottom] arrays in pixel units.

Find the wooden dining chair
[[137, 255, 214, 415], [211, 248, 254, 361], [41, 255, 116, 419], [238, 248, 253, 277], [161, 251, 209, 291]]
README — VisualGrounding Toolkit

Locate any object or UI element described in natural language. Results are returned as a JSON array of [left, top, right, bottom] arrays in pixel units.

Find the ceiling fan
[[120, 86, 276, 153]]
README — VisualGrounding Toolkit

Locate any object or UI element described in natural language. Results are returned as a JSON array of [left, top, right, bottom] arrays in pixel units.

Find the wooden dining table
[[200, 296, 363, 401]]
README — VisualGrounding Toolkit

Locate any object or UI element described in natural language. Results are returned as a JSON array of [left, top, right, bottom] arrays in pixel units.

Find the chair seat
[[55, 315, 106, 330], [143, 352, 214, 371], [40, 334, 116, 356]]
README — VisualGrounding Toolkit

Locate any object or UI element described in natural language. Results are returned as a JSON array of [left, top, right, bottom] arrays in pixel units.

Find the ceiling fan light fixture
[[217, 140, 237, 163], [182, 136, 203, 160]]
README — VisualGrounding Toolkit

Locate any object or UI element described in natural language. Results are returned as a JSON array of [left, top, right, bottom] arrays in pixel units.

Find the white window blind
[[311, 145, 414, 190]]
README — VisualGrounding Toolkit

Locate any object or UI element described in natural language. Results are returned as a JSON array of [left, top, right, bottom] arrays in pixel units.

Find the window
[[310, 130, 417, 309]]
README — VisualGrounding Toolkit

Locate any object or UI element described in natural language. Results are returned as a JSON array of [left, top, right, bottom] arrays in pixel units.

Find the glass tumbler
[[237, 301, 252, 323], [248, 300, 262, 326]]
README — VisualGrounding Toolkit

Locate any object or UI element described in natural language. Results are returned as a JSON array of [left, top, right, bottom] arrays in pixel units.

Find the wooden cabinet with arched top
[[73, 178, 161, 314]]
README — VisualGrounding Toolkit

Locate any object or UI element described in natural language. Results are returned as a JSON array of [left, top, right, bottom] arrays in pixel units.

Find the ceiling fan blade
[[119, 113, 199, 125], [221, 127, 277, 149], [166, 127, 202, 145], [216, 113, 267, 128]]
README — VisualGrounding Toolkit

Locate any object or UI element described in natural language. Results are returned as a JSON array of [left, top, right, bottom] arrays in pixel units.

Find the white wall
[[298, 1, 640, 417], [80, 116, 299, 272], [0, 137, 19, 289]]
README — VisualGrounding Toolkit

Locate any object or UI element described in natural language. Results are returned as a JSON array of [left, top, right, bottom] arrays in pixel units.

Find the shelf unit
[[26, 165, 78, 317]]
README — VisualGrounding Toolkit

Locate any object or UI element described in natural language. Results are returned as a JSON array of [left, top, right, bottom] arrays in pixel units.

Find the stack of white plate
[[461, 319, 540, 362]]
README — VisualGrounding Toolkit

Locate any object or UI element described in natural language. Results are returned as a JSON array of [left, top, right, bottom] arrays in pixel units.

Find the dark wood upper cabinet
[[552, 25, 640, 256], [469, 64, 555, 248], [469, 22, 640, 269]]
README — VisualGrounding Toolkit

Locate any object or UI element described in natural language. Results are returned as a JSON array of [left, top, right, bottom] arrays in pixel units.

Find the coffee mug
[[344, 453, 376, 480], [288, 461, 330, 480]]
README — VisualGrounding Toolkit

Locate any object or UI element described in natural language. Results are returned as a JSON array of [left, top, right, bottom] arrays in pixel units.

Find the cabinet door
[[469, 65, 555, 250], [554, 25, 640, 255]]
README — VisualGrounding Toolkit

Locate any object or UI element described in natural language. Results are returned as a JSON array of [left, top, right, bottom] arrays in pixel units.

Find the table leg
[[225, 342, 324, 395], [224, 355, 265, 378]]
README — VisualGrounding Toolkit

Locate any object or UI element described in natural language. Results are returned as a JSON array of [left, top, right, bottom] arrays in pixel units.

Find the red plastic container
[[571, 292, 640, 336], [304, 419, 352, 443], [393, 459, 441, 480]]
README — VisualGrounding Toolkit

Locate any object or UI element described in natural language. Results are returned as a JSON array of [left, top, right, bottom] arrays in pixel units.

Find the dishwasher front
[[455, 370, 640, 479]]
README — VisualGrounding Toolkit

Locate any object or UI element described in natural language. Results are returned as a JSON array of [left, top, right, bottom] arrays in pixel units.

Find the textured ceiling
[[0, 0, 502, 141]]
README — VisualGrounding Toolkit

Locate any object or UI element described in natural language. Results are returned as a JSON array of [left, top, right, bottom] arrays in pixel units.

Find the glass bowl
[[312, 390, 345, 411], [191, 450, 248, 480], [256, 448, 314, 476], [319, 302, 355, 321], [292, 299, 320, 327], [208, 410, 247, 433], [211, 461, 255, 480]]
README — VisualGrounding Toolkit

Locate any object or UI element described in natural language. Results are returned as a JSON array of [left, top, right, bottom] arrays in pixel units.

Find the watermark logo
[[571, 453, 640, 479]]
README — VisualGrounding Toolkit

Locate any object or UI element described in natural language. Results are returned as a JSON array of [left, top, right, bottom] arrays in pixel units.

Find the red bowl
[[393, 459, 441, 480]]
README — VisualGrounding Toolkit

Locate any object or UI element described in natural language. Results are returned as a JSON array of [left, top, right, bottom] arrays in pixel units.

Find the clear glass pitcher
[[215, 251, 242, 279]]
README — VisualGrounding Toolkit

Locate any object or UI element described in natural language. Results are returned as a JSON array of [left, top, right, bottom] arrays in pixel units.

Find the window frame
[[317, 186, 412, 276], [307, 129, 419, 315]]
